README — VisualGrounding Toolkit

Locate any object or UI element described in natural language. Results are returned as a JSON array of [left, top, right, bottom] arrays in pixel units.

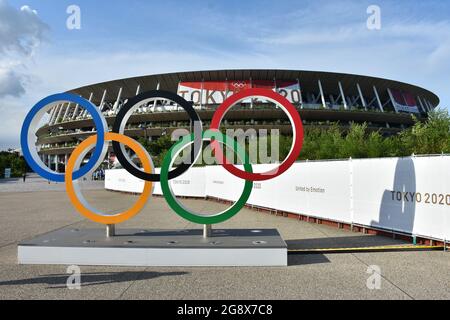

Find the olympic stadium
[[34, 69, 440, 173]]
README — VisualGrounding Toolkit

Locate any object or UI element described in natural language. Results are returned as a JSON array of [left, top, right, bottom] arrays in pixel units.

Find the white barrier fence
[[105, 156, 450, 241]]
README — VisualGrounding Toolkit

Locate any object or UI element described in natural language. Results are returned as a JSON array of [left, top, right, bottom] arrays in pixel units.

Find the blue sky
[[1, 0, 449, 148]]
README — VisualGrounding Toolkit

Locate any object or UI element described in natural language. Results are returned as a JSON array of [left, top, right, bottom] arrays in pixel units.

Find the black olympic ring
[[112, 90, 203, 182]]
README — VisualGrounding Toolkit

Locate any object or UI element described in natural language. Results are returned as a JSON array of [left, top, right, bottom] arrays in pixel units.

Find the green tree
[[131, 110, 450, 166], [0, 151, 26, 178], [400, 110, 450, 155]]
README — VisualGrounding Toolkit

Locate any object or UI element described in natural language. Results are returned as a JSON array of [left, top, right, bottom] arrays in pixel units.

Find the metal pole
[[373, 86, 385, 113], [98, 89, 107, 111], [357, 83, 367, 111], [106, 224, 116, 238], [48, 105, 58, 124], [417, 96, 426, 114], [154, 82, 160, 110], [318, 79, 326, 109], [203, 224, 212, 238], [339, 81, 348, 110], [62, 103, 72, 122], [54, 103, 66, 124], [387, 88, 399, 113], [297, 78, 303, 108], [80, 92, 95, 118], [113, 87, 123, 113], [425, 99, 434, 113]]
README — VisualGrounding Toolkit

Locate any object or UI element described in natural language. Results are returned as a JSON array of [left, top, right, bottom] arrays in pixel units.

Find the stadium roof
[[69, 69, 440, 107]]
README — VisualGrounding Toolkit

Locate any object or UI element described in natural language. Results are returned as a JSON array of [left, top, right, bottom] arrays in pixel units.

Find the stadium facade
[[35, 69, 440, 173]]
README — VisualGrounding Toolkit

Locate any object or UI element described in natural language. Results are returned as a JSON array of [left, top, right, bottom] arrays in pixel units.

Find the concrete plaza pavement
[[0, 175, 449, 300]]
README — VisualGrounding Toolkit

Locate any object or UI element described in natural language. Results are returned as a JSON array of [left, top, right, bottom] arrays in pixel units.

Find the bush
[[135, 110, 450, 164], [0, 151, 26, 178]]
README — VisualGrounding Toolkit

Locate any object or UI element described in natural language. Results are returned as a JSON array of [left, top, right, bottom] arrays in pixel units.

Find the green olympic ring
[[160, 129, 253, 225]]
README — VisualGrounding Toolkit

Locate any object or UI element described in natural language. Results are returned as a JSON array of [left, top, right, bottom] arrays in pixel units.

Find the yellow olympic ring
[[65, 132, 153, 225]]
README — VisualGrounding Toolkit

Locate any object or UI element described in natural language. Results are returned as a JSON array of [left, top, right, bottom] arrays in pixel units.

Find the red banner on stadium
[[391, 89, 420, 113], [177, 80, 301, 105]]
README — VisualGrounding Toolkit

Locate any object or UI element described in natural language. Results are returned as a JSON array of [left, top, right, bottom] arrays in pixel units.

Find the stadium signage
[[390, 190, 450, 206], [391, 89, 420, 113], [178, 80, 302, 105]]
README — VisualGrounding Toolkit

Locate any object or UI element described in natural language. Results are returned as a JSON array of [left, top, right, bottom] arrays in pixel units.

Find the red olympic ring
[[210, 88, 304, 182]]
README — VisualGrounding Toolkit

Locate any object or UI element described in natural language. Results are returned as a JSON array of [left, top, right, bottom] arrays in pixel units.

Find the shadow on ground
[[286, 235, 407, 250], [0, 271, 188, 289], [288, 254, 330, 266], [286, 235, 408, 267]]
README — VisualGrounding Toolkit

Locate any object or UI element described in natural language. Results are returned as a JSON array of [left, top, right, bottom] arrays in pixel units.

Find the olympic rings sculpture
[[21, 89, 304, 225]]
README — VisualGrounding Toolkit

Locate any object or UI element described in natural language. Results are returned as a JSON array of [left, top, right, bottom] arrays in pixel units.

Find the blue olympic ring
[[20, 93, 108, 182]]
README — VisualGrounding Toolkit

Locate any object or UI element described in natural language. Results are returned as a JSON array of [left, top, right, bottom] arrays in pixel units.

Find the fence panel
[[105, 156, 450, 240]]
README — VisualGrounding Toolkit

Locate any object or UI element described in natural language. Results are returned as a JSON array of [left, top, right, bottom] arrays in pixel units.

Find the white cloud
[[0, 1, 48, 56], [0, 95, 28, 149], [0, 67, 26, 97], [242, 14, 450, 110], [0, 1, 48, 99], [0, 0, 48, 149], [427, 42, 450, 72]]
